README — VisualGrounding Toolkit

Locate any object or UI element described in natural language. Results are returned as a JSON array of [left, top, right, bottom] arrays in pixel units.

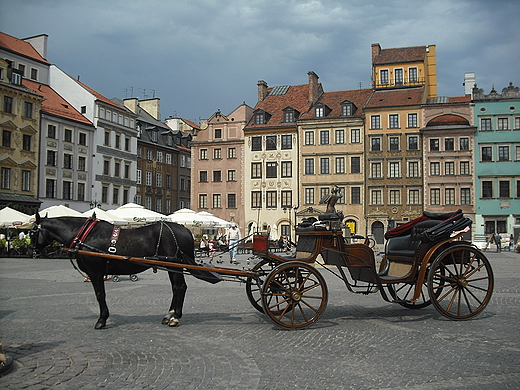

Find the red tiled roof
[[449, 95, 471, 103], [300, 88, 373, 120], [245, 84, 314, 129], [73, 77, 122, 110], [23, 79, 94, 126], [373, 46, 425, 65], [181, 118, 200, 130], [364, 87, 424, 108], [427, 114, 470, 126], [0, 32, 49, 64]]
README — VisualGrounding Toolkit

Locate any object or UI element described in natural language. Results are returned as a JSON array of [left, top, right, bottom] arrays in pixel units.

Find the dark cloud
[[1, 0, 519, 122]]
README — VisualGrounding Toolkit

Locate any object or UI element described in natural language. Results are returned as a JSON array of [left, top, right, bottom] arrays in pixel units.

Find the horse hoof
[[161, 317, 169, 325], [168, 318, 179, 327], [95, 321, 106, 329]]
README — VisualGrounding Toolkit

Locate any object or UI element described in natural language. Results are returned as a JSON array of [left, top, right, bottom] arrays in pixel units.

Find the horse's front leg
[[162, 271, 187, 327], [89, 272, 109, 329]]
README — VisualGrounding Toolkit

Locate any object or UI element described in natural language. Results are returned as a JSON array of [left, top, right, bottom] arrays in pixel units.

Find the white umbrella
[[37, 204, 83, 218], [0, 207, 33, 229], [197, 211, 233, 228], [169, 209, 210, 227], [81, 209, 128, 225], [107, 203, 169, 224]]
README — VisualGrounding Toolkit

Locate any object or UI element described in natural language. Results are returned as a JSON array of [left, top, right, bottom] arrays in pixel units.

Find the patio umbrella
[[0, 207, 33, 229], [169, 209, 211, 227], [37, 204, 83, 218], [107, 203, 169, 224], [197, 211, 233, 228], [81, 209, 128, 225]]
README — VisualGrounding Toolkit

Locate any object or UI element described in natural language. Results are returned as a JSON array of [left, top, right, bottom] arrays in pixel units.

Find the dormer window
[[254, 109, 271, 125], [151, 130, 158, 142], [341, 100, 356, 116], [314, 103, 330, 119], [282, 107, 299, 123]]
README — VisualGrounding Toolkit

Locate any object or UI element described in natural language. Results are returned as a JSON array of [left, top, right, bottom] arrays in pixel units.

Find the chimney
[[123, 98, 139, 114], [258, 80, 268, 102], [464, 72, 476, 96], [371, 43, 381, 62], [140, 98, 161, 120], [308, 71, 319, 103], [24, 34, 48, 59]]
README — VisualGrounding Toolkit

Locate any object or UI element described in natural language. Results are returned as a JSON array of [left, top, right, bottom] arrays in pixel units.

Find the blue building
[[473, 82, 520, 245]]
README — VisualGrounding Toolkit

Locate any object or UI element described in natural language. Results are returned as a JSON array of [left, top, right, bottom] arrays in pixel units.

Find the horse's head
[[29, 213, 59, 256]]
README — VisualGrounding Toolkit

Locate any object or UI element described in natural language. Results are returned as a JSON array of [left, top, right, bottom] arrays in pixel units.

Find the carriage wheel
[[427, 245, 493, 320], [130, 274, 139, 282], [261, 262, 328, 329], [387, 280, 431, 309], [245, 258, 280, 313]]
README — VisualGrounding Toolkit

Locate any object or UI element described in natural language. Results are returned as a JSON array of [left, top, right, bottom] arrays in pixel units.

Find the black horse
[[31, 214, 221, 329]]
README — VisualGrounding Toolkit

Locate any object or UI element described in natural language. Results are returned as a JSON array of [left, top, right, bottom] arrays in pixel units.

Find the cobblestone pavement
[[1, 249, 519, 389]]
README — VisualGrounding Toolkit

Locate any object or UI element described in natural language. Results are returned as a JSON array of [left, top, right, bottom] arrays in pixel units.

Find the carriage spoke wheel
[[387, 264, 435, 309], [261, 262, 328, 329], [245, 258, 280, 313], [427, 245, 493, 320]]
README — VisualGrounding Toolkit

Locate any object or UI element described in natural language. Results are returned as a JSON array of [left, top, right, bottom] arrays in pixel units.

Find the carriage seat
[[318, 211, 344, 221], [385, 220, 441, 258]]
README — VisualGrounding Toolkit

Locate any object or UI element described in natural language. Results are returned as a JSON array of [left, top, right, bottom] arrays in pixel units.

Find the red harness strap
[[69, 217, 99, 250]]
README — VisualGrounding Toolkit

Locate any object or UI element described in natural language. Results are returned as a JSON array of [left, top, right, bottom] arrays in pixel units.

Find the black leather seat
[[385, 220, 441, 258]]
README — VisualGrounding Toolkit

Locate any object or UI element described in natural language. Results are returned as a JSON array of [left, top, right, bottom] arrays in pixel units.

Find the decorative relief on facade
[[46, 168, 56, 176], [79, 147, 87, 154], [63, 171, 72, 178], [47, 140, 57, 148], [64, 144, 73, 151]]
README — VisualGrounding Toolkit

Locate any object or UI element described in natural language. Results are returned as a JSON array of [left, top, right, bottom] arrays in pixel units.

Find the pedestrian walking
[[495, 233, 502, 252], [227, 224, 241, 264]]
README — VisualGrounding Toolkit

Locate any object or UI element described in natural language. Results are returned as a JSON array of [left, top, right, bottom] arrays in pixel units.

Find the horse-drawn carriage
[[31, 198, 493, 330]]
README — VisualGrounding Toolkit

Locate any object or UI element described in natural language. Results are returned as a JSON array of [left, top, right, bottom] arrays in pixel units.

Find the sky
[[1, 0, 519, 123]]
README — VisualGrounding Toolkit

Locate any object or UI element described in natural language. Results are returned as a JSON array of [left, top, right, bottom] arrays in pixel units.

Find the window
[[145, 196, 151, 209], [2, 130, 11, 148], [64, 154, 73, 169], [430, 162, 440, 176], [408, 189, 420, 205], [22, 170, 31, 191], [305, 158, 314, 175], [213, 148, 222, 159], [304, 188, 315, 204], [156, 198, 162, 213], [460, 161, 470, 175], [251, 191, 262, 208], [408, 135, 418, 150], [166, 153, 172, 165], [3, 96, 13, 114], [45, 179, 56, 198], [199, 194, 208, 209], [124, 164, 130, 179], [47, 124, 56, 139], [1, 167, 11, 189], [351, 187, 361, 204], [281, 161, 292, 177], [228, 147, 236, 158], [62, 129, 72, 143], [380, 69, 389, 84], [408, 161, 420, 177], [350, 128, 360, 143], [103, 160, 110, 175], [77, 183, 85, 202], [445, 138, 454, 151], [498, 146, 510, 161], [460, 137, 469, 150], [370, 162, 382, 178], [227, 194, 236, 209], [266, 191, 277, 208], [214, 128, 222, 138], [213, 171, 222, 182], [389, 161, 400, 178], [461, 188, 471, 205], [409, 67, 418, 82], [389, 114, 399, 128], [157, 151, 163, 163], [251, 162, 262, 179], [320, 130, 329, 145], [499, 181, 510, 198], [113, 162, 121, 178], [315, 106, 324, 118], [266, 135, 277, 150], [320, 158, 330, 174], [251, 136, 262, 151], [22, 134, 31, 151], [445, 162, 454, 175], [112, 187, 119, 204], [283, 110, 295, 123], [430, 189, 440, 205], [146, 150, 153, 161], [335, 157, 345, 174], [200, 149, 208, 160], [213, 194, 221, 208], [371, 189, 382, 205], [136, 170, 141, 184], [371, 137, 381, 152], [351, 157, 360, 173], [445, 188, 455, 205], [146, 171, 152, 186], [281, 190, 292, 208], [281, 135, 292, 149], [266, 162, 277, 178], [430, 139, 439, 151], [304, 131, 314, 145], [481, 146, 493, 161], [481, 118, 492, 131], [389, 189, 400, 205], [515, 117, 520, 130], [482, 181, 493, 198], [254, 112, 265, 125], [320, 187, 329, 202], [389, 136, 399, 151], [227, 169, 236, 181], [104, 131, 110, 146], [371, 115, 381, 129], [23, 102, 33, 118], [78, 132, 86, 146], [156, 173, 162, 188], [395, 68, 404, 84], [497, 118, 509, 130], [335, 129, 345, 144]]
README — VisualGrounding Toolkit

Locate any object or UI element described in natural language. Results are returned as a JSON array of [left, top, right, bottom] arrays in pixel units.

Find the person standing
[[227, 224, 241, 264], [495, 233, 502, 252]]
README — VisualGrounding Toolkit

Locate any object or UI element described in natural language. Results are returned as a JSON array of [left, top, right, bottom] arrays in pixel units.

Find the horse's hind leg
[[89, 273, 109, 329], [162, 271, 187, 327]]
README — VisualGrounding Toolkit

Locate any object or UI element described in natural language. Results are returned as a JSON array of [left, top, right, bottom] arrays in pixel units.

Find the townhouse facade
[[472, 83, 520, 243], [191, 104, 253, 231]]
